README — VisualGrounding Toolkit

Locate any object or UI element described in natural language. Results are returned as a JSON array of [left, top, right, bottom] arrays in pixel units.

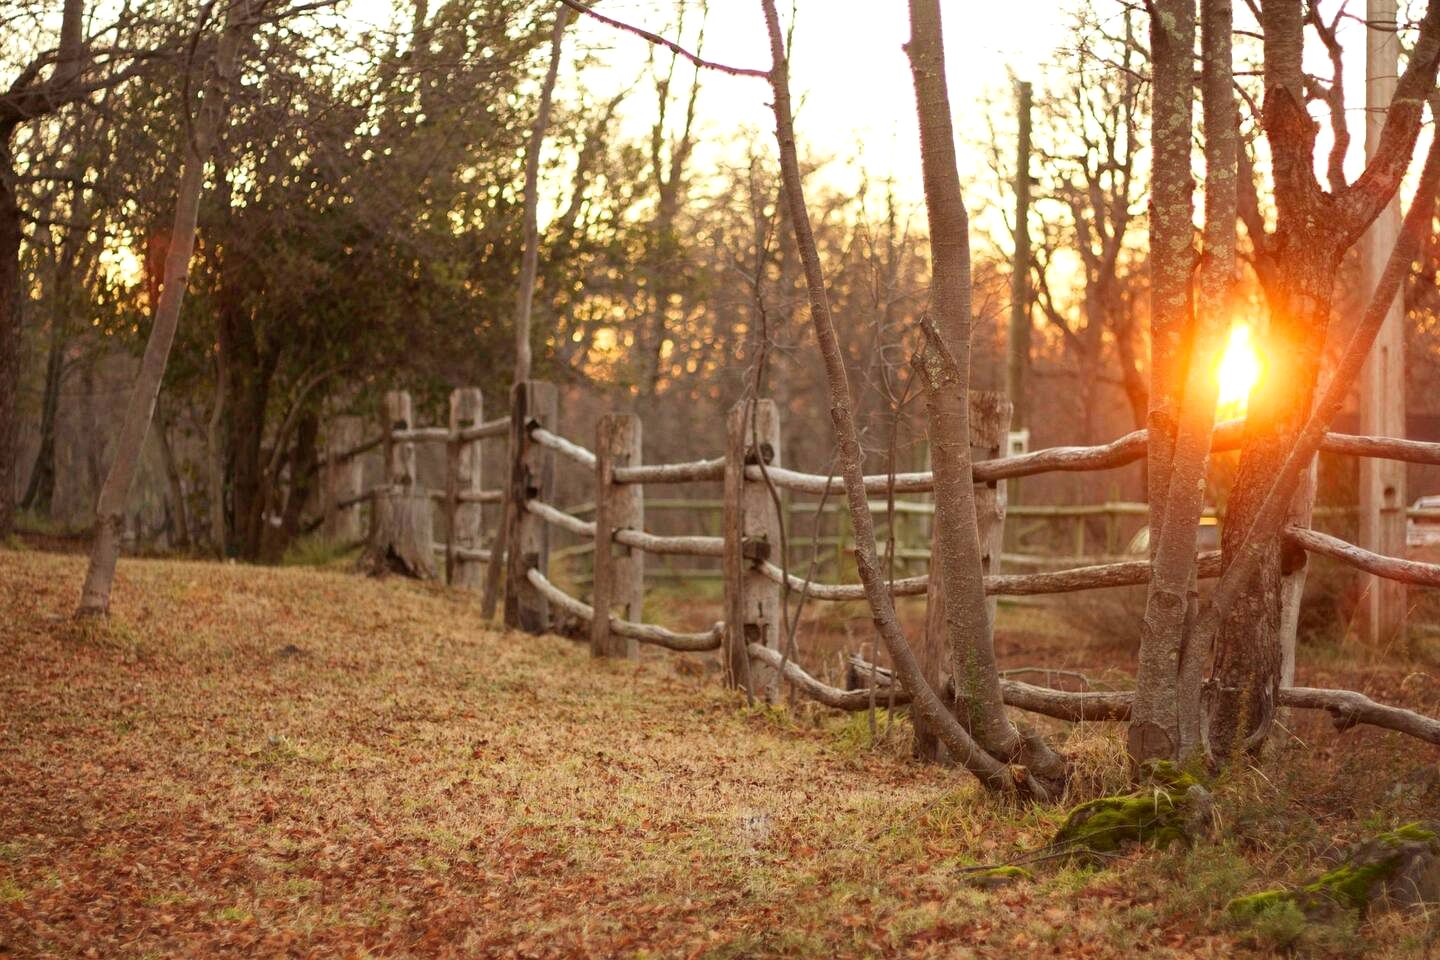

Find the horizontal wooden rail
[[392, 426, 452, 443], [732, 423, 1440, 497], [614, 528, 725, 558], [333, 489, 374, 511], [530, 427, 597, 469], [459, 415, 510, 441], [752, 646, 1133, 720], [431, 544, 493, 563], [526, 568, 722, 651], [1285, 526, 1440, 587], [528, 499, 729, 558], [526, 498, 596, 538], [754, 551, 1225, 601], [429, 489, 503, 504], [842, 655, 1440, 738], [317, 433, 383, 465], [613, 457, 725, 485]]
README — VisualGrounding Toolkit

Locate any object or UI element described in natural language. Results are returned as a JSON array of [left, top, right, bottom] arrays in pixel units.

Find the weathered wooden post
[[323, 414, 365, 543], [915, 391, 1011, 763], [723, 399, 781, 700], [503, 380, 557, 633], [447, 387, 485, 589], [591, 413, 644, 658], [366, 389, 437, 578]]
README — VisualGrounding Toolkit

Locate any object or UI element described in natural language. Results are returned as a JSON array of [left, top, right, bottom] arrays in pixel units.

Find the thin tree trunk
[[156, 403, 191, 549], [906, 0, 1065, 790], [207, 345, 228, 556], [77, 1, 251, 615], [1144, 0, 1196, 543], [760, 0, 1048, 797], [1130, 0, 1236, 765], [0, 131, 22, 538], [21, 311, 65, 514], [483, 6, 569, 618], [513, 5, 569, 385]]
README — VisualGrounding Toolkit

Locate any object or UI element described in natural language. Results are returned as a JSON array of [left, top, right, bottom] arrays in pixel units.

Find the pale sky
[[561, 0, 1072, 204]]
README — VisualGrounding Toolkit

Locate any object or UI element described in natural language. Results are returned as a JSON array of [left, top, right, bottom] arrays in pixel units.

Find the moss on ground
[[1052, 759, 1208, 855], [1228, 823, 1439, 919]]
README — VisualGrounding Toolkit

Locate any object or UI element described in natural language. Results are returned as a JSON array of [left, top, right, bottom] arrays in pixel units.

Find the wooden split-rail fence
[[318, 380, 1440, 712]]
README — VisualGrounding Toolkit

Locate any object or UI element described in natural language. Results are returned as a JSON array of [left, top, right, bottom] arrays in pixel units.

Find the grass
[[1, 549, 1437, 958]]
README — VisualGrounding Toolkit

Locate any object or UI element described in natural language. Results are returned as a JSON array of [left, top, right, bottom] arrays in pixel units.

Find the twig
[[554, 0, 769, 79]]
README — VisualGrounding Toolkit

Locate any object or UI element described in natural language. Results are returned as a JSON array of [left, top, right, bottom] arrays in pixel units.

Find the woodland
[[3, 0, 1440, 956]]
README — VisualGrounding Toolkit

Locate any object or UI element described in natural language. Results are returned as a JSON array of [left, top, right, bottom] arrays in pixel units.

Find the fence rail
[[325, 381, 1440, 744]]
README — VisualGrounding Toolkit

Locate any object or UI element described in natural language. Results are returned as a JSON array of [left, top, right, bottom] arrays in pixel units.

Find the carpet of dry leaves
[[1, 548, 1437, 958]]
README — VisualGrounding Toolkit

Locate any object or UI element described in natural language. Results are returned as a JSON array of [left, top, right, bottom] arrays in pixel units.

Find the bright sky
[[561, 0, 1070, 197], [342, 0, 1071, 207]]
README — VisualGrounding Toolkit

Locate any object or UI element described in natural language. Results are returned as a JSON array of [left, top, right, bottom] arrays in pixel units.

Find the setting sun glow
[[1215, 322, 1262, 418]]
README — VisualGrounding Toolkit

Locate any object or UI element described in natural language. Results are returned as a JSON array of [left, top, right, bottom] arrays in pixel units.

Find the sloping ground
[[0, 550, 1436, 959]]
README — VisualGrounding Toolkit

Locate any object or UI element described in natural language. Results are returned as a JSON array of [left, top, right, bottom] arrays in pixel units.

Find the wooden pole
[[324, 415, 364, 543], [1359, 0, 1408, 647], [1007, 80, 1033, 447], [366, 389, 436, 579], [915, 391, 1011, 763], [504, 381, 557, 633], [723, 400, 782, 699], [449, 388, 485, 588], [591, 412, 643, 658]]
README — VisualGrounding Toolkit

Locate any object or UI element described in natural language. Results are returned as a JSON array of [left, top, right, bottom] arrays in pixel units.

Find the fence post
[[447, 388, 485, 589], [915, 390, 1011, 763], [324, 414, 365, 543], [723, 399, 781, 700], [591, 413, 643, 658], [504, 380, 557, 633], [366, 389, 436, 578]]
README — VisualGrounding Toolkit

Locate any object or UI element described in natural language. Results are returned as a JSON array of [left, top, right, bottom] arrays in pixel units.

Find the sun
[[1215, 322, 1261, 419]]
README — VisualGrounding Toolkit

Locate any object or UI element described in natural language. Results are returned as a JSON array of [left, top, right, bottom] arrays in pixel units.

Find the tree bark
[[513, 5, 569, 385], [1130, 0, 1236, 766], [759, 0, 1052, 797], [1144, 0, 1196, 542], [1207, 0, 1440, 756], [77, 1, 252, 615], [0, 131, 22, 537], [906, 0, 1065, 790]]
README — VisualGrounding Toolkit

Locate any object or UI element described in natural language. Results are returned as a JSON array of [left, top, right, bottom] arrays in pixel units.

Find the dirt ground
[[2, 548, 1438, 958]]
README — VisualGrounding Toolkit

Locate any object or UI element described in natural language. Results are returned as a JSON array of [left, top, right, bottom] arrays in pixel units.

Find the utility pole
[[1006, 80, 1033, 499], [1359, 0, 1408, 646]]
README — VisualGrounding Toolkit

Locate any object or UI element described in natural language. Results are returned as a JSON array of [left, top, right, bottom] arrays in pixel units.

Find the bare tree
[[1207, 0, 1440, 756], [77, 0, 254, 615]]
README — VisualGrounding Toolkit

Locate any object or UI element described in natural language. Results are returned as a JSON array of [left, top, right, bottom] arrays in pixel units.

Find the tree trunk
[[514, 5, 569, 385], [156, 404, 191, 549], [762, 0, 1043, 796], [0, 130, 22, 538], [1208, 244, 1341, 755], [77, 1, 251, 615], [906, 0, 1065, 791], [1144, 0, 1196, 542], [20, 310, 65, 514], [1130, 0, 1236, 766]]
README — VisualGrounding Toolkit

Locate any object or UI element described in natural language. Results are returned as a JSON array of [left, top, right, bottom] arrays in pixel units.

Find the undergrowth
[[0, 549, 1436, 958]]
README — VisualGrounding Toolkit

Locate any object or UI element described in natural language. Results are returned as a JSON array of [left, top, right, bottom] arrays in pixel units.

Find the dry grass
[[0, 549, 1436, 958]]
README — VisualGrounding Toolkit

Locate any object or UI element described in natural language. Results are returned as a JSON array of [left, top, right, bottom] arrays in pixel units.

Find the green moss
[[1227, 822, 1436, 918], [1052, 761, 1208, 856], [1227, 889, 1293, 919], [1376, 822, 1435, 845], [964, 865, 1034, 888]]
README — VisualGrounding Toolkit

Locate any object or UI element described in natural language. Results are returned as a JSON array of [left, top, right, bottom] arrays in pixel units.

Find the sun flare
[[1216, 322, 1261, 418]]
